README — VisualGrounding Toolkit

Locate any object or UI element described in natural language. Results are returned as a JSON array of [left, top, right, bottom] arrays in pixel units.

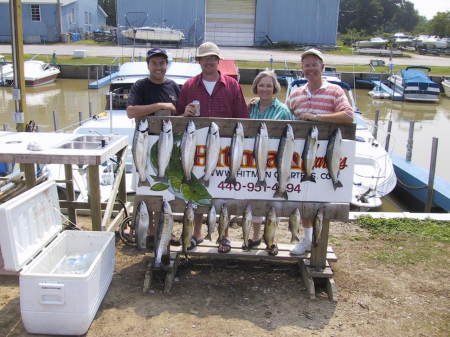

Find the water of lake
[[1, 79, 449, 183]]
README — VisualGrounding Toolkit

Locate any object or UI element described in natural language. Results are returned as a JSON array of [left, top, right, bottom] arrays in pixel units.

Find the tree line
[[339, 0, 449, 37]]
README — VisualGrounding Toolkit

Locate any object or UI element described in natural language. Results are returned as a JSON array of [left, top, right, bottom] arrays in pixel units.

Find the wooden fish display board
[[135, 116, 356, 205]]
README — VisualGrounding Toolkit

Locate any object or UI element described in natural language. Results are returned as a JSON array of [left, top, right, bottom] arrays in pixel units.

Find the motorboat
[[286, 75, 396, 209], [3, 60, 60, 87], [0, 55, 13, 85], [442, 78, 450, 98], [387, 66, 440, 103], [121, 26, 184, 43], [393, 32, 413, 46], [368, 83, 391, 99], [354, 37, 388, 49]]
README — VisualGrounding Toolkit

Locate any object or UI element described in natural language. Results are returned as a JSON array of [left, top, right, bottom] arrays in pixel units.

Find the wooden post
[[406, 120, 415, 162], [88, 165, 102, 231], [64, 164, 76, 225], [372, 110, 379, 139], [78, 111, 82, 125], [385, 120, 392, 152], [21, 163, 36, 188], [52, 110, 59, 132], [310, 218, 330, 270], [424, 137, 438, 213]]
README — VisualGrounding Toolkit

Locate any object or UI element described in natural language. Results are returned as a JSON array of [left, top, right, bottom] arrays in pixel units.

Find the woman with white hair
[[247, 70, 293, 249]]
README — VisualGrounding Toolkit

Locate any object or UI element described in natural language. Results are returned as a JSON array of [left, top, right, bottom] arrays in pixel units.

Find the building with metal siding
[[116, 0, 205, 46], [255, 0, 340, 46], [0, 0, 107, 43], [116, 0, 340, 47]]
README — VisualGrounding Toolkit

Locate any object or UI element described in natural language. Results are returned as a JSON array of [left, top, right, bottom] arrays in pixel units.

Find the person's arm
[[176, 84, 195, 116], [233, 83, 250, 118], [126, 102, 176, 119], [302, 111, 353, 124]]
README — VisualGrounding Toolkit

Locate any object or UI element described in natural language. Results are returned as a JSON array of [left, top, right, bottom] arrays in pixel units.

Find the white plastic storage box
[[0, 181, 115, 335]]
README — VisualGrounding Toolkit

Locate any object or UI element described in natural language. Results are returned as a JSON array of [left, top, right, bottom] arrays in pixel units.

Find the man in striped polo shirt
[[287, 48, 354, 255]]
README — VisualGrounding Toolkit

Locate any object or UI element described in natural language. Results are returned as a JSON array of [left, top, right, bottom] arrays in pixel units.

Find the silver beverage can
[[192, 100, 200, 116]]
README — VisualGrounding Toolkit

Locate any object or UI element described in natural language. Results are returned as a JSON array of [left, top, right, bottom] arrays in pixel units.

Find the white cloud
[[408, 0, 449, 19]]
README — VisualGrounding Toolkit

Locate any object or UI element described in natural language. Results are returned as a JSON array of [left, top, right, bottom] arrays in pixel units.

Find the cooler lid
[[0, 180, 62, 271]]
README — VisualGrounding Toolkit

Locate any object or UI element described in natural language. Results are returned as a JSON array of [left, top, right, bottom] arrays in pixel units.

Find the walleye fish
[[301, 126, 319, 183], [181, 201, 196, 258], [134, 200, 150, 251], [263, 207, 279, 256], [201, 122, 221, 187], [288, 208, 301, 243], [154, 200, 174, 267], [132, 118, 150, 183], [325, 128, 343, 190], [217, 204, 229, 244], [254, 122, 269, 187], [181, 120, 197, 183], [312, 207, 324, 247], [241, 204, 253, 251], [224, 122, 244, 185], [156, 120, 173, 181], [273, 124, 295, 199], [205, 205, 217, 241]]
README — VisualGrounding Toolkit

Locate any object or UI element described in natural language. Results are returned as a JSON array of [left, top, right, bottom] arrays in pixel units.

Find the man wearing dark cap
[[127, 48, 180, 119]]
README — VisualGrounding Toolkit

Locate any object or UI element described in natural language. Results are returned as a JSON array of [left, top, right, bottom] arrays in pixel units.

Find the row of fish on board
[[132, 119, 345, 200], [147, 199, 325, 266]]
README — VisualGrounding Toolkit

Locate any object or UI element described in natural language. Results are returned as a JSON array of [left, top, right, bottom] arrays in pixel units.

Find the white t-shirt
[[202, 79, 217, 95]]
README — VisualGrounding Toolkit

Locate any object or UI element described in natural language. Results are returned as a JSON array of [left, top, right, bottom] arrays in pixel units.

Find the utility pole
[[9, 0, 27, 132]]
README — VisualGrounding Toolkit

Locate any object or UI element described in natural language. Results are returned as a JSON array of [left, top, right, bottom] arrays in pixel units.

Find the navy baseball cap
[[146, 48, 168, 62]]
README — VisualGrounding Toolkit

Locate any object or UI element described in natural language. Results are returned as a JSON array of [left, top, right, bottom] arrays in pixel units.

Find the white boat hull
[[442, 80, 450, 98], [121, 27, 184, 42]]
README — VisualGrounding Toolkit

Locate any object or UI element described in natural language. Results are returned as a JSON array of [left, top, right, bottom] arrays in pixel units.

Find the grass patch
[[356, 216, 450, 242], [368, 239, 444, 266]]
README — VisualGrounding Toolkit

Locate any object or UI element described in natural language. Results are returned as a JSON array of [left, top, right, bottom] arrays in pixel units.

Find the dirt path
[[1, 221, 449, 337]]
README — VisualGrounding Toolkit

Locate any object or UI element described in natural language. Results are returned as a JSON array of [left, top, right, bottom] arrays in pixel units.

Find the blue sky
[[408, 0, 449, 19]]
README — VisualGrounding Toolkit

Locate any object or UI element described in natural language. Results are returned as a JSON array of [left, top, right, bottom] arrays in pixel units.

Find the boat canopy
[[401, 68, 435, 85]]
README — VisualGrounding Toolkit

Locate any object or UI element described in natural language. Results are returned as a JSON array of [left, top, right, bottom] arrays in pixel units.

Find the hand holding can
[[192, 100, 200, 116]]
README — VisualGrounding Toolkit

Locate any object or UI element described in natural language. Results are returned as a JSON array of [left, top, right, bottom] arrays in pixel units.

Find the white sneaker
[[290, 239, 311, 256]]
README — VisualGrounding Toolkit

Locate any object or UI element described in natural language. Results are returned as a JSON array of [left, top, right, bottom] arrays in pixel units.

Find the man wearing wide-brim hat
[[176, 41, 248, 119], [176, 42, 248, 254]]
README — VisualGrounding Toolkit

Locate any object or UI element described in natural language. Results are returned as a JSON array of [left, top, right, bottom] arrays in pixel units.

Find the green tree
[[428, 11, 450, 37], [98, 0, 116, 26]]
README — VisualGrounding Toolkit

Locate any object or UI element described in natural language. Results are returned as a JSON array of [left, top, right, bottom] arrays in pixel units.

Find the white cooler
[[0, 181, 115, 335]]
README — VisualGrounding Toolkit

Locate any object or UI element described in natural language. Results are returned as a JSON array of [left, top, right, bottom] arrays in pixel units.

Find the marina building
[[0, 0, 107, 43], [117, 0, 340, 46]]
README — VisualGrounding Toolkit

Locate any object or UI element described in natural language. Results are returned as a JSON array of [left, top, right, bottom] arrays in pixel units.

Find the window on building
[[31, 5, 41, 22], [68, 9, 75, 24], [84, 11, 91, 25]]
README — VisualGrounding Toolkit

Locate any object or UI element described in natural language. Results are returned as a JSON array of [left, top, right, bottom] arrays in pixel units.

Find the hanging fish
[[254, 122, 269, 187], [181, 201, 195, 258], [132, 118, 150, 183], [325, 128, 343, 190], [181, 120, 197, 183], [201, 122, 221, 187], [273, 124, 295, 199], [241, 204, 253, 251], [154, 200, 174, 267], [263, 207, 279, 256], [288, 208, 301, 243], [217, 204, 229, 244], [312, 207, 324, 247], [301, 126, 319, 183], [224, 122, 244, 186], [156, 120, 173, 181], [205, 205, 217, 241], [134, 200, 150, 251]]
